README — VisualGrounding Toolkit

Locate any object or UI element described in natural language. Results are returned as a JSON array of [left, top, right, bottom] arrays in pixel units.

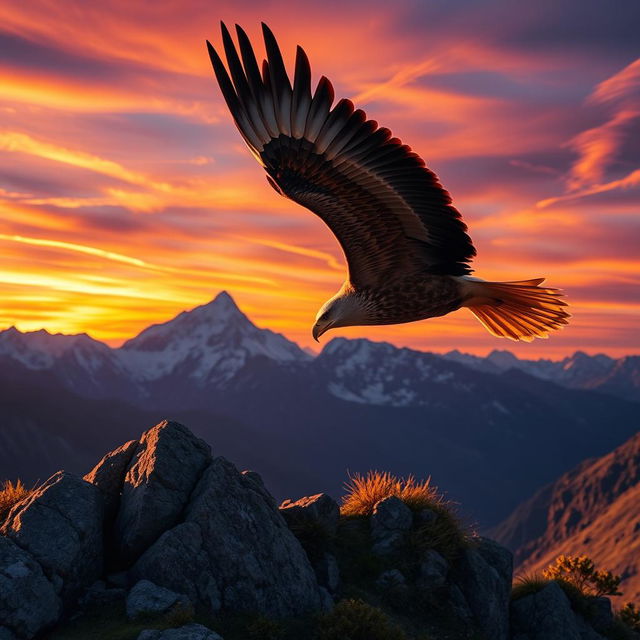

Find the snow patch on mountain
[[319, 338, 474, 407], [0, 327, 113, 371], [117, 291, 309, 384]]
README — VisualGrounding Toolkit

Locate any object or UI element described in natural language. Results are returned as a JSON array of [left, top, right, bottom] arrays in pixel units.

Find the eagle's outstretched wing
[[207, 23, 476, 287]]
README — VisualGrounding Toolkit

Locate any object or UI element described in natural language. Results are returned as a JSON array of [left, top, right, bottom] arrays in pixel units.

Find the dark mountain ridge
[[490, 431, 640, 601], [1, 292, 638, 526]]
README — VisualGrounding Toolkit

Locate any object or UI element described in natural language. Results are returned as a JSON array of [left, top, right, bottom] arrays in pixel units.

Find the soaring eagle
[[206, 23, 569, 342]]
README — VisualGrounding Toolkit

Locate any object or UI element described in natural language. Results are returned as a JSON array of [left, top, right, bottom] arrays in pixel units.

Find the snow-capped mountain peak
[[0, 326, 108, 370], [117, 291, 309, 384]]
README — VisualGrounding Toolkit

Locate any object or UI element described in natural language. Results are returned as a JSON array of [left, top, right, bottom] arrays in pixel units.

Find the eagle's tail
[[460, 277, 570, 342]]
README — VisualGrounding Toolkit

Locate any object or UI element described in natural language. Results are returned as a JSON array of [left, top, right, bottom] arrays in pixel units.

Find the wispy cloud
[[0, 1, 638, 356], [538, 58, 640, 207]]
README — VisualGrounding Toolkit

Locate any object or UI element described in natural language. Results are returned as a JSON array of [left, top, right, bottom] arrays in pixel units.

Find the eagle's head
[[312, 285, 369, 341]]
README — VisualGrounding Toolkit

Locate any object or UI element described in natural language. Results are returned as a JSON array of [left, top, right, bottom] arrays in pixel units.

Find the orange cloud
[[0, 3, 637, 358]]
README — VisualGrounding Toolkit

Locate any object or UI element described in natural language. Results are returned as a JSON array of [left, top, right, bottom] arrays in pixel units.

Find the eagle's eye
[[319, 311, 330, 322]]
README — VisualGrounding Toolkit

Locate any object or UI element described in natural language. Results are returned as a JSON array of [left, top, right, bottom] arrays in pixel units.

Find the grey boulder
[[1, 471, 103, 604], [0, 535, 61, 639], [115, 421, 211, 564], [454, 538, 512, 640], [84, 439, 138, 521], [376, 569, 407, 590], [78, 580, 126, 608], [131, 456, 326, 617], [126, 579, 191, 620], [370, 496, 413, 554], [280, 493, 340, 535], [511, 581, 582, 640], [137, 624, 223, 640]]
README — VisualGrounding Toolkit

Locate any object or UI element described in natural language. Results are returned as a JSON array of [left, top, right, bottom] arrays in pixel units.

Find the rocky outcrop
[[370, 496, 413, 555], [454, 538, 513, 640], [511, 582, 591, 640], [84, 439, 138, 521], [1, 471, 103, 605], [131, 456, 327, 616], [114, 421, 211, 564], [126, 580, 192, 620], [280, 493, 340, 535]]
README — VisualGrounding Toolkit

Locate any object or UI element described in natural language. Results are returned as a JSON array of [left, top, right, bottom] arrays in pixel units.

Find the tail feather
[[461, 278, 570, 342]]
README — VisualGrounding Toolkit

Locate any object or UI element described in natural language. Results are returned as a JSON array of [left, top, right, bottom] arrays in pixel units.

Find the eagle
[[206, 23, 570, 342]]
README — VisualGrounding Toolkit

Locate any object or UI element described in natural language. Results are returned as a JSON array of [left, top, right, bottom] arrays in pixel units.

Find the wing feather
[[262, 23, 292, 136], [207, 23, 476, 284], [291, 46, 312, 139]]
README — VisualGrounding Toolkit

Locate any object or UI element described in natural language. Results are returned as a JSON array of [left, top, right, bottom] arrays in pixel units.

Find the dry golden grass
[[340, 471, 445, 517], [511, 573, 551, 601], [0, 479, 32, 522]]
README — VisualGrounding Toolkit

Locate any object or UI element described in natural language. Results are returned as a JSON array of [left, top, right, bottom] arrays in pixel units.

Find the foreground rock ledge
[[0, 420, 327, 639]]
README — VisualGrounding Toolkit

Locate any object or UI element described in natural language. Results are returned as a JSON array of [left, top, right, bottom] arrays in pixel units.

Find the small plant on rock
[[0, 479, 32, 523], [618, 602, 640, 632], [316, 599, 408, 640], [542, 555, 622, 597], [341, 471, 445, 517]]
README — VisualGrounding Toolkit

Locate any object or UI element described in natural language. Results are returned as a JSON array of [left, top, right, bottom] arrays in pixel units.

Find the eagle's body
[[330, 276, 462, 326], [207, 23, 570, 342]]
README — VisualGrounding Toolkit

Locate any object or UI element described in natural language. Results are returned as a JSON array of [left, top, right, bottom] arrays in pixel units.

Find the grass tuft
[[341, 471, 445, 517], [0, 479, 33, 524], [409, 507, 472, 563], [511, 573, 551, 601]]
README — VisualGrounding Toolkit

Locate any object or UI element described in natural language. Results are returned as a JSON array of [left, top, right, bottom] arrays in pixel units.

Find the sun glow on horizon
[[0, 1, 638, 358]]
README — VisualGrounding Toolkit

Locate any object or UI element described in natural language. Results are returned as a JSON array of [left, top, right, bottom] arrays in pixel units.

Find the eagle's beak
[[312, 321, 332, 342]]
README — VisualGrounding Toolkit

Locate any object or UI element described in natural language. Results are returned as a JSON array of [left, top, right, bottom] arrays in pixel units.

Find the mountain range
[[490, 430, 640, 602], [1, 291, 638, 526]]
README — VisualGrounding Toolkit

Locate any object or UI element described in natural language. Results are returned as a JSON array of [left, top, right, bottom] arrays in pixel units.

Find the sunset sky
[[1, 0, 638, 358]]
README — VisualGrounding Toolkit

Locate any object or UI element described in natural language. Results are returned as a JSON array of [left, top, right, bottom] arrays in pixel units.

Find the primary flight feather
[[206, 23, 570, 342]]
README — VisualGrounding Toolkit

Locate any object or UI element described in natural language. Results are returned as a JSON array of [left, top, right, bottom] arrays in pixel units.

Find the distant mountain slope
[[489, 432, 640, 601], [1, 291, 639, 526], [445, 349, 640, 402]]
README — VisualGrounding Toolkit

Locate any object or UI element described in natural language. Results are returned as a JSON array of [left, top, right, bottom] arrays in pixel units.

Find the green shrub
[[316, 599, 407, 640], [0, 479, 32, 523], [542, 555, 622, 597], [341, 472, 445, 517]]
